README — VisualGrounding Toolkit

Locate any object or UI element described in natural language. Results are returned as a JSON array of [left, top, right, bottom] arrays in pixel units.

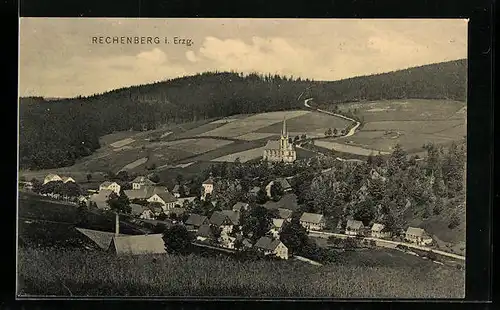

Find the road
[[304, 98, 361, 138], [309, 230, 465, 261]]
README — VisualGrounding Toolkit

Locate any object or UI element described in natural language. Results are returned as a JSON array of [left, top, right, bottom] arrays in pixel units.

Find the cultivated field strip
[[198, 110, 310, 138], [210, 146, 267, 163], [314, 140, 389, 156]]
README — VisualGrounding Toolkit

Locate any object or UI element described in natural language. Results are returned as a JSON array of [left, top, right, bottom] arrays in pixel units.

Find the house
[[168, 207, 186, 218], [277, 208, 293, 221], [131, 176, 156, 190], [130, 203, 149, 218], [89, 189, 114, 210], [346, 219, 364, 236], [43, 174, 62, 185], [210, 211, 235, 234], [254, 236, 289, 260], [264, 194, 299, 212], [109, 234, 166, 255], [269, 218, 285, 238], [61, 176, 76, 184], [172, 184, 190, 198], [99, 181, 121, 195], [147, 191, 178, 211], [249, 186, 261, 197], [299, 212, 326, 231], [371, 223, 392, 239], [196, 224, 214, 242], [124, 185, 168, 201], [175, 196, 197, 207], [405, 227, 433, 245], [265, 178, 292, 198], [201, 176, 215, 200], [185, 214, 209, 229], [78, 195, 89, 204], [370, 168, 387, 182], [220, 210, 241, 226], [232, 202, 250, 212], [262, 118, 296, 163]]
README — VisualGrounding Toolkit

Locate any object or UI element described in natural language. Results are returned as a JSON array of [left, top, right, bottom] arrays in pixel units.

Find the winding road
[[304, 98, 361, 138]]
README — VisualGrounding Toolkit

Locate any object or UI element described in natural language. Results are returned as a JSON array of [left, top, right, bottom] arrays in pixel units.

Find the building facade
[[262, 118, 296, 163]]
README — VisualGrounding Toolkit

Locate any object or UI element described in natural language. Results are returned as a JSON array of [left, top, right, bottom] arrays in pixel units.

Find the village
[[18, 118, 454, 264]]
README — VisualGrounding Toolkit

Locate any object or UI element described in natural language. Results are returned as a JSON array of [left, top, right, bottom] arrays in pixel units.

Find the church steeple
[[282, 116, 287, 137]]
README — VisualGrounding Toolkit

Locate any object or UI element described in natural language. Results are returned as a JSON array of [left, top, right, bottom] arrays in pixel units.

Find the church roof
[[264, 140, 280, 150]]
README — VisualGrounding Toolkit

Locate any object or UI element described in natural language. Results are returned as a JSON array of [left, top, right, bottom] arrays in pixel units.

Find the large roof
[[264, 194, 298, 211], [153, 191, 178, 203], [267, 178, 292, 190], [90, 190, 113, 203], [125, 186, 169, 200], [185, 214, 208, 227], [346, 219, 364, 230], [220, 210, 240, 225], [371, 223, 385, 232], [111, 234, 166, 255], [406, 227, 425, 237], [196, 224, 214, 238], [210, 211, 232, 227], [272, 218, 285, 229], [100, 181, 118, 188], [130, 203, 148, 216], [278, 208, 293, 219], [76, 227, 124, 250], [232, 202, 249, 212], [202, 177, 214, 185], [300, 212, 324, 224], [255, 236, 283, 251]]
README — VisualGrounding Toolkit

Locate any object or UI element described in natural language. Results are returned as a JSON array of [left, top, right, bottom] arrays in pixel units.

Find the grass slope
[[18, 247, 465, 298]]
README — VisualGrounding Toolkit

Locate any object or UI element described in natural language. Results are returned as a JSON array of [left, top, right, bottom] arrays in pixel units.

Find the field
[[17, 247, 465, 298], [330, 99, 466, 154], [314, 140, 390, 156]]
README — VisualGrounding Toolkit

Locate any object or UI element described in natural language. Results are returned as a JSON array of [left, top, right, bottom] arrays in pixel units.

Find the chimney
[[115, 212, 120, 236]]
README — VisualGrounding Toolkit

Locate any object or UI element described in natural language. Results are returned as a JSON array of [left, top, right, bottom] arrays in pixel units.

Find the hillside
[[19, 59, 466, 170]]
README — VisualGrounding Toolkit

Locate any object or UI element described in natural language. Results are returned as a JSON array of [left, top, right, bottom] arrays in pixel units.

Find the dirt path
[[304, 98, 361, 138]]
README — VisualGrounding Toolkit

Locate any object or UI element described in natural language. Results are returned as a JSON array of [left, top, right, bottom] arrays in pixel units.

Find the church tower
[[280, 116, 288, 151]]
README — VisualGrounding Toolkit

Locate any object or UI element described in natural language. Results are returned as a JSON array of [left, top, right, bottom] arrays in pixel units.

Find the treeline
[[19, 59, 466, 170]]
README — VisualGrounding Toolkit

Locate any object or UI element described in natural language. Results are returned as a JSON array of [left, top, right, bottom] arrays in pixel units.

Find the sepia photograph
[[17, 18, 467, 299]]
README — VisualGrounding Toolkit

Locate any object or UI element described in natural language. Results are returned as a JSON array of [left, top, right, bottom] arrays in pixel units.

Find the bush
[[426, 251, 438, 261], [448, 214, 460, 229]]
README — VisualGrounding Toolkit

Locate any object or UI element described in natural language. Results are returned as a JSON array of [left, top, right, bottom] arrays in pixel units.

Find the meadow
[[330, 99, 466, 154], [17, 247, 465, 298]]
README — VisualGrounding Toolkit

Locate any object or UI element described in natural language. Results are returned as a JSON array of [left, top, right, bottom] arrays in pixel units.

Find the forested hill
[[19, 59, 466, 170]]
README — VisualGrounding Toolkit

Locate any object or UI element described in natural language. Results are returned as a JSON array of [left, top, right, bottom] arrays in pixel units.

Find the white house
[[131, 176, 156, 190], [299, 212, 326, 231], [371, 223, 392, 239], [196, 224, 214, 242], [201, 176, 214, 200], [254, 236, 289, 260], [43, 174, 62, 185], [209, 211, 236, 234], [219, 234, 237, 249], [146, 191, 178, 211], [345, 219, 364, 236], [405, 227, 433, 245], [99, 181, 121, 195]]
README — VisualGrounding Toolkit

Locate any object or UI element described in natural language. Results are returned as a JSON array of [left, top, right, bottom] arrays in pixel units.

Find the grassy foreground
[[18, 247, 464, 298]]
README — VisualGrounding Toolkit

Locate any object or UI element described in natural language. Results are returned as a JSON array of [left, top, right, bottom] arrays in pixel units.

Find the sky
[[19, 18, 468, 98]]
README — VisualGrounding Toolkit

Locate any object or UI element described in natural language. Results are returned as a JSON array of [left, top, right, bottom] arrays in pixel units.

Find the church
[[262, 117, 297, 163]]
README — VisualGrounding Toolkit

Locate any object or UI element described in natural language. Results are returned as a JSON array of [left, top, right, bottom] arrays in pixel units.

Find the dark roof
[[255, 236, 283, 251], [169, 207, 186, 216], [196, 224, 214, 238], [130, 203, 148, 216], [76, 228, 126, 250], [278, 208, 293, 219], [202, 177, 214, 185], [221, 210, 240, 225], [406, 227, 425, 237], [154, 191, 178, 203], [210, 211, 232, 226], [300, 212, 324, 224], [371, 223, 386, 232], [264, 194, 298, 211], [346, 219, 364, 230], [268, 178, 292, 190], [232, 202, 249, 212], [185, 214, 208, 227], [126, 186, 170, 200]]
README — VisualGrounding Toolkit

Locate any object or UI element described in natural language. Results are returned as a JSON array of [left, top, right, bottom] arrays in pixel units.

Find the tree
[[116, 171, 129, 182], [448, 213, 460, 229], [333, 128, 338, 136], [270, 182, 284, 201], [256, 188, 268, 204], [86, 173, 92, 183], [387, 144, 408, 175], [324, 128, 333, 136], [162, 225, 194, 255], [241, 205, 272, 242], [279, 218, 309, 255], [76, 203, 89, 227]]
